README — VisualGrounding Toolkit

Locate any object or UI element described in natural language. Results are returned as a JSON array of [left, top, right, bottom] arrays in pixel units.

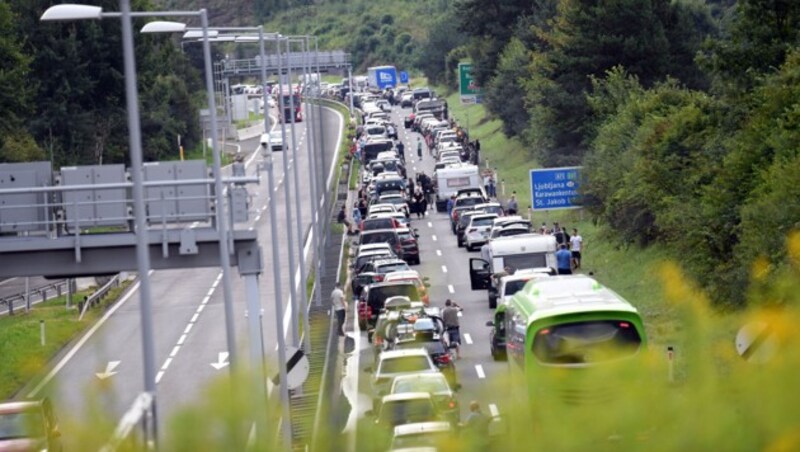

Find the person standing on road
[[507, 193, 518, 215], [570, 228, 583, 269], [442, 299, 463, 359], [417, 138, 423, 160], [396, 141, 405, 160], [556, 244, 573, 275], [331, 282, 347, 337], [461, 401, 491, 450]]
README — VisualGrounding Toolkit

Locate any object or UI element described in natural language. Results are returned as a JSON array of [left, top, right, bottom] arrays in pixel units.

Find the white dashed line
[[441, 265, 448, 273], [161, 357, 173, 371], [432, 235, 437, 241], [436, 250, 442, 256], [183, 323, 193, 335], [155, 371, 164, 383], [197, 304, 205, 313], [191, 313, 199, 323], [427, 222, 432, 228], [448, 285, 454, 293], [475, 365, 486, 379], [170, 346, 180, 358], [413, 166, 417, 171], [489, 403, 499, 417], [255, 214, 261, 222], [464, 333, 473, 344], [177, 334, 187, 345]]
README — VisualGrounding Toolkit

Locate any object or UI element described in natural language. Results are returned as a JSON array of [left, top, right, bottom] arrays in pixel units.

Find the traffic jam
[[341, 67, 648, 451]]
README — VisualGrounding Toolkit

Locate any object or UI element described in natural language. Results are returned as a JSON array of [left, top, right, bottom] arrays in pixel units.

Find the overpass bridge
[[216, 50, 352, 80]]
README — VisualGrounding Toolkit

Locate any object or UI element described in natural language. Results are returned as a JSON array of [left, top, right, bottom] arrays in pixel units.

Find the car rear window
[[363, 219, 395, 231], [361, 231, 398, 245], [455, 197, 483, 208], [472, 217, 496, 227], [380, 356, 432, 373], [532, 320, 642, 365], [368, 285, 420, 309], [380, 399, 436, 427], [393, 377, 449, 395], [377, 262, 410, 274]]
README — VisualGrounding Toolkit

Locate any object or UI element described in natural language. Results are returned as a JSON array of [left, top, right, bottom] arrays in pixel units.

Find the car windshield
[[503, 253, 548, 270], [380, 356, 432, 374], [455, 197, 483, 208], [355, 253, 391, 269], [393, 377, 449, 395], [0, 409, 44, 440], [532, 320, 642, 365]]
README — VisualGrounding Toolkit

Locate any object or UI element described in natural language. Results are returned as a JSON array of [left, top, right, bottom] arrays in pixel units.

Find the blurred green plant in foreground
[[52, 234, 800, 451]]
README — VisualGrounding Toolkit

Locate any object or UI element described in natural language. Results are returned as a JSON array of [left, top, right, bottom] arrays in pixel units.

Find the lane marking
[[155, 371, 164, 384], [177, 334, 187, 345], [28, 272, 153, 397], [183, 323, 193, 335], [436, 250, 442, 256], [464, 333, 473, 345], [427, 222, 432, 228], [448, 285, 454, 294], [489, 403, 499, 417], [206, 288, 215, 297], [441, 265, 448, 273], [191, 313, 199, 323], [432, 235, 437, 242], [197, 304, 205, 313], [170, 346, 180, 358], [475, 364, 486, 379], [161, 357, 173, 371], [201, 296, 210, 305]]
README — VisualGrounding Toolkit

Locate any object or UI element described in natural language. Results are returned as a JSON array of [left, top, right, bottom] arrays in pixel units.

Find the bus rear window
[[532, 320, 641, 365]]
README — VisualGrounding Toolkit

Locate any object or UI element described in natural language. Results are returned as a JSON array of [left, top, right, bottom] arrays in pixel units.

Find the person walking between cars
[[556, 244, 573, 275], [331, 282, 347, 337], [417, 138, 423, 160], [396, 141, 405, 160], [442, 299, 463, 359], [507, 194, 518, 215], [461, 401, 491, 450]]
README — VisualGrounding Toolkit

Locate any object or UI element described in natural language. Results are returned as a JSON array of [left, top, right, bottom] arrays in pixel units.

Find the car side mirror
[[486, 321, 494, 327]]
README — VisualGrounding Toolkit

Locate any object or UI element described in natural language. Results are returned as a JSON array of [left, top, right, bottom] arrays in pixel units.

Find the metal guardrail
[[0, 279, 70, 316], [218, 51, 351, 78], [79, 274, 121, 320]]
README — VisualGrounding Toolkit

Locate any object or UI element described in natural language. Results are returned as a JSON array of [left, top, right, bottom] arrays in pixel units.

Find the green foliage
[[484, 38, 530, 137], [2, 0, 202, 167], [0, 1, 32, 137], [0, 132, 46, 163]]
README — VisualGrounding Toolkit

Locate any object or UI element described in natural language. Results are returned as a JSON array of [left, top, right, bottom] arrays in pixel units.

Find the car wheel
[[466, 243, 474, 252]]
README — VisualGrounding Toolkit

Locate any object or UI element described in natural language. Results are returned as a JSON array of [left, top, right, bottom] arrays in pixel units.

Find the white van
[[469, 233, 558, 305], [434, 163, 481, 211]]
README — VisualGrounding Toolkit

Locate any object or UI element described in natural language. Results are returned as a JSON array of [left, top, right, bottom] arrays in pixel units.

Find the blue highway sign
[[530, 166, 582, 211]]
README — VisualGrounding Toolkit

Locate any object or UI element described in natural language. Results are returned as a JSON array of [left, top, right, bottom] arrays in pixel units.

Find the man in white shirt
[[331, 282, 347, 337], [570, 228, 584, 269]]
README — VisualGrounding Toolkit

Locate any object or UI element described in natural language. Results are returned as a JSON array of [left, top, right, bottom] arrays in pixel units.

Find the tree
[[485, 38, 530, 137], [0, 1, 33, 147]]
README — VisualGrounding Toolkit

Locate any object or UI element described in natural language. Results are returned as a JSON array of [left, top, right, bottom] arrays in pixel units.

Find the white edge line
[[476, 364, 486, 379], [447, 285, 454, 294], [28, 275, 146, 397], [464, 333, 473, 345]]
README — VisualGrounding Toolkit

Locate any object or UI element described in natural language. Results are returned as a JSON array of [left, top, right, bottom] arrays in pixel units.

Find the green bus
[[494, 275, 647, 406]]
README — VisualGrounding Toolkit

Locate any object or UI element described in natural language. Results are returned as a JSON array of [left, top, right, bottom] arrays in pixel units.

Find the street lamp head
[[183, 30, 220, 39], [40, 4, 103, 21], [141, 21, 187, 34]]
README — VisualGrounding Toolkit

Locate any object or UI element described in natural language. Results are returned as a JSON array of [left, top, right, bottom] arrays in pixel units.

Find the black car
[[358, 281, 420, 330], [486, 308, 507, 361], [396, 228, 420, 265], [455, 210, 484, 247]]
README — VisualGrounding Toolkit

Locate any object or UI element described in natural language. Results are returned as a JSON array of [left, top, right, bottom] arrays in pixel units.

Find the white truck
[[470, 234, 558, 308], [434, 163, 481, 212]]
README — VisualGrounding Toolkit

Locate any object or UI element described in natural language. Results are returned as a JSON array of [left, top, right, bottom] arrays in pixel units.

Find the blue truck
[[367, 65, 398, 90]]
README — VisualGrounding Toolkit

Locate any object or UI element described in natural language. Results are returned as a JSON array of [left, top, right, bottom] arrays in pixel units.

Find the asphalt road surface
[[27, 102, 344, 437]]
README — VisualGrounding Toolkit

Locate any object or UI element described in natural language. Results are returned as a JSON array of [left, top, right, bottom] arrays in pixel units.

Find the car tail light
[[374, 274, 384, 282], [448, 400, 457, 409], [436, 354, 451, 364]]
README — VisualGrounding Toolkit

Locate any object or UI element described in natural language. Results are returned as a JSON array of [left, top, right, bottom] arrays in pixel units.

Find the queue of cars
[[348, 91, 471, 450]]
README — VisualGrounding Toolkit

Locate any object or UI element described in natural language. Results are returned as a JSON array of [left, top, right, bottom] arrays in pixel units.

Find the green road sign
[[458, 63, 483, 104]]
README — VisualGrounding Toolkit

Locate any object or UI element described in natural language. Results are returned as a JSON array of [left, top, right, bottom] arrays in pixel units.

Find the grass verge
[[0, 282, 130, 399]]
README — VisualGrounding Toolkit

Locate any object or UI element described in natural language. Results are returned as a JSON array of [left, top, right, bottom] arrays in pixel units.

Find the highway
[[27, 102, 344, 434], [346, 103, 510, 448]]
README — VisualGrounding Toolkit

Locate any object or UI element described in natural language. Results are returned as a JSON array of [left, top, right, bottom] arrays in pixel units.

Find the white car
[[260, 132, 284, 152], [372, 349, 439, 396], [464, 213, 499, 251]]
